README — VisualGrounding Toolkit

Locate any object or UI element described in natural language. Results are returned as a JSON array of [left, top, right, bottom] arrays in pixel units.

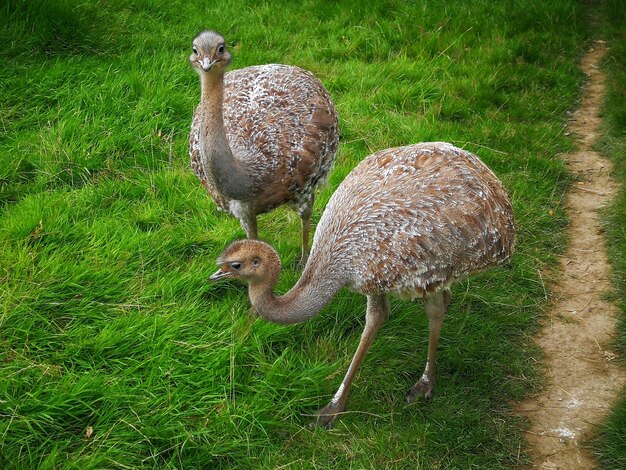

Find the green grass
[[591, 0, 626, 468], [0, 0, 599, 467]]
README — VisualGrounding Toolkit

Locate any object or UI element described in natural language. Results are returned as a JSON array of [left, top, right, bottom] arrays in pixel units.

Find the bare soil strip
[[517, 41, 626, 469]]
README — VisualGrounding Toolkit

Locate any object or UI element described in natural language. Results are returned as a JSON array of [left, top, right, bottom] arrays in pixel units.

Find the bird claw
[[310, 403, 343, 429], [308, 416, 334, 430], [406, 380, 434, 404]]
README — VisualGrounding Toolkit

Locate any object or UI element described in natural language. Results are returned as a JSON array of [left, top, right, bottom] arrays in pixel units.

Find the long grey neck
[[249, 265, 343, 325], [199, 72, 255, 201]]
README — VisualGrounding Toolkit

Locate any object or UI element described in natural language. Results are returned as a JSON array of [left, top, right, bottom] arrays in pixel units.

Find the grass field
[[1, 0, 618, 468]]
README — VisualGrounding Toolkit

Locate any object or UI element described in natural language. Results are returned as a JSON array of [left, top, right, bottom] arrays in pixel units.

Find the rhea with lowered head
[[211, 142, 516, 428], [189, 31, 339, 265]]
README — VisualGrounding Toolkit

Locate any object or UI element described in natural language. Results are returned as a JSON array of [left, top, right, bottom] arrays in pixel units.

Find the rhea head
[[210, 240, 281, 287], [190, 30, 232, 73]]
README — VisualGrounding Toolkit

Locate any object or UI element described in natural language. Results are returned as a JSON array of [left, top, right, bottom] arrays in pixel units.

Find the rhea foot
[[406, 378, 434, 404], [311, 402, 344, 429]]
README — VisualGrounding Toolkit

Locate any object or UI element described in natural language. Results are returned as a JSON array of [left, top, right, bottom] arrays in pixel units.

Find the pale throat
[[200, 70, 224, 104], [198, 71, 226, 146]]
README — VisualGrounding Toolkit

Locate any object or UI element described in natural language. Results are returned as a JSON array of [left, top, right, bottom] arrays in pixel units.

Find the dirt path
[[517, 40, 626, 469]]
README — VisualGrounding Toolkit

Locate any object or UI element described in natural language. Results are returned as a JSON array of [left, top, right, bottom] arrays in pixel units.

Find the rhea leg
[[314, 295, 389, 429], [231, 202, 258, 239], [239, 215, 256, 239], [406, 288, 451, 403]]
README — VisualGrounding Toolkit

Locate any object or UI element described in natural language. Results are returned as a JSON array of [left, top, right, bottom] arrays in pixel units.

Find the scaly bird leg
[[314, 295, 389, 429], [240, 214, 258, 239], [406, 288, 451, 403]]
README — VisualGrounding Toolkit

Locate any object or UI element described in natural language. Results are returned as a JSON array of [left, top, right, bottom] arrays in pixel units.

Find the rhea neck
[[199, 69, 255, 201], [246, 259, 343, 325]]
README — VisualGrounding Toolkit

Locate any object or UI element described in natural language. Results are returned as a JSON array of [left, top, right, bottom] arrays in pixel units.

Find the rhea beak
[[200, 57, 215, 72], [209, 268, 232, 281]]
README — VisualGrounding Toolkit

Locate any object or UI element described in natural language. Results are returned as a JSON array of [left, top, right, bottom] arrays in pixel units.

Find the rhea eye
[[217, 44, 225, 54], [230, 262, 241, 270], [252, 258, 260, 267], [192, 46, 198, 55]]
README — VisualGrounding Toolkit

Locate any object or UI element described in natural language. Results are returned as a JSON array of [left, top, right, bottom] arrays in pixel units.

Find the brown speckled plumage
[[309, 142, 515, 297], [211, 142, 515, 428], [189, 31, 338, 263]]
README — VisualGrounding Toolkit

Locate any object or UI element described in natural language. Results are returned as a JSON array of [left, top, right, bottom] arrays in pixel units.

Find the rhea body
[[211, 142, 516, 428], [189, 31, 339, 264]]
